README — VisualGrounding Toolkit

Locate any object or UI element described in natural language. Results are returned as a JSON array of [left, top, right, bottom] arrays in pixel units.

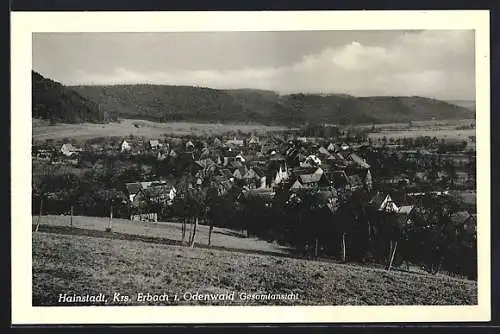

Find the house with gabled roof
[[213, 137, 223, 147], [129, 181, 177, 222], [368, 192, 399, 213], [330, 170, 350, 189], [60, 143, 81, 157], [318, 146, 330, 156], [347, 174, 364, 191], [121, 140, 132, 152], [450, 211, 476, 235], [327, 143, 338, 152], [185, 140, 195, 150], [347, 152, 371, 169], [248, 135, 260, 146], [194, 158, 216, 170], [233, 166, 249, 180], [126, 182, 143, 202], [243, 167, 267, 189], [290, 171, 329, 190], [235, 153, 246, 163]]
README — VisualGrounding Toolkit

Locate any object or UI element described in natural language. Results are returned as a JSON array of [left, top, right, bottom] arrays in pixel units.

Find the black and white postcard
[[11, 10, 490, 324]]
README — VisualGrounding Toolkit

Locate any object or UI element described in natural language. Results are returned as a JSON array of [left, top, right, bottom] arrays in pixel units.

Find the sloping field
[[32, 119, 288, 140], [33, 215, 292, 255], [32, 232, 477, 306]]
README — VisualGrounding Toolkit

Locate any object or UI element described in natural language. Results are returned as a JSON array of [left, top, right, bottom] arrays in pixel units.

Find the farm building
[[149, 139, 162, 150]]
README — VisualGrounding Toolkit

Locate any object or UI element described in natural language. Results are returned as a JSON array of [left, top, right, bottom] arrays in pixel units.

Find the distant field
[[32, 232, 477, 306], [32, 119, 290, 140], [358, 119, 476, 140], [33, 215, 292, 255], [356, 119, 475, 129], [368, 128, 476, 140]]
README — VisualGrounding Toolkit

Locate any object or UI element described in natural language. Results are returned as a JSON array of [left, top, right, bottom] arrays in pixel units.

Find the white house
[[121, 140, 132, 152], [60, 143, 81, 157], [149, 139, 162, 150], [305, 154, 322, 166], [235, 153, 246, 163], [369, 193, 399, 212]]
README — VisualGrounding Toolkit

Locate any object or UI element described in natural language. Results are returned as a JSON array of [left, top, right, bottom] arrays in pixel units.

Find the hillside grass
[[32, 232, 477, 306], [33, 215, 292, 255]]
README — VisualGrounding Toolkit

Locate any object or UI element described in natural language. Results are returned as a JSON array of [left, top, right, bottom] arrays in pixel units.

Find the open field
[[33, 215, 292, 255], [368, 128, 475, 140], [359, 119, 476, 140], [32, 119, 289, 140], [32, 232, 477, 306], [356, 119, 475, 129]]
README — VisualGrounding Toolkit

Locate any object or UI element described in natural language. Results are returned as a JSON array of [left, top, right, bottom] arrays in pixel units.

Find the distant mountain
[[67, 83, 475, 126], [446, 100, 476, 111], [32, 71, 113, 124]]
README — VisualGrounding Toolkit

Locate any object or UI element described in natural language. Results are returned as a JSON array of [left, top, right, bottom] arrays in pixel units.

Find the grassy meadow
[[32, 232, 477, 306], [33, 215, 292, 256]]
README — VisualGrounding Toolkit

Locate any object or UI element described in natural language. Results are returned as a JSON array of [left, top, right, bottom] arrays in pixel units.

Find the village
[[32, 126, 477, 279]]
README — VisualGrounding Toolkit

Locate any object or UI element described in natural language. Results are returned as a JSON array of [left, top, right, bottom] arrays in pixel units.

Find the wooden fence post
[[314, 238, 319, 258], [70, 205, 74, 228], [341, 233, 346, 262], [387, 240, 398, 271], [107, 204, 113, 231], [35, 197, 43, 232]]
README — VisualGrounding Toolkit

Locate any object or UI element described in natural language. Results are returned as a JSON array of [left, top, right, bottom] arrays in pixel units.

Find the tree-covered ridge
[[32, 71, 115, 124], [71, 84, 474, 126]]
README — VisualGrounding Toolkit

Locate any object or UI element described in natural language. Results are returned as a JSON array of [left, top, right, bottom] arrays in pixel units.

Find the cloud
[[68, 30, 475, 100]]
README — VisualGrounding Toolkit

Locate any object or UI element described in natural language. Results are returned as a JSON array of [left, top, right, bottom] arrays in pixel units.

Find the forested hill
[[71, 84, 475, 126], [32, 71, 113, 124]]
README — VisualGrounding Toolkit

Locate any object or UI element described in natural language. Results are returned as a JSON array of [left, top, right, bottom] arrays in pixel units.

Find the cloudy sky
[[32, 30, 475, 100]]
